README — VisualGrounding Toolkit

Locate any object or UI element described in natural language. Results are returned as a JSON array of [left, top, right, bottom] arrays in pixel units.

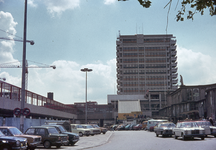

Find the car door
[[175, 123, 181, 136], [71, 125, 78, 134]]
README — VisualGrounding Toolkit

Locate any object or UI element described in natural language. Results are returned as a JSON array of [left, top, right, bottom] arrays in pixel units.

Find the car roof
[[28, 126, 56, 129], [0, 126, 16, 128], [42, 124, 62, 127]]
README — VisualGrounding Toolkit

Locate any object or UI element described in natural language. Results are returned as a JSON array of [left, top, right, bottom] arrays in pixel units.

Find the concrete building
[[108, 33, 178, 120], [116, 33, 178, 94], [159, 83, 216, 123]]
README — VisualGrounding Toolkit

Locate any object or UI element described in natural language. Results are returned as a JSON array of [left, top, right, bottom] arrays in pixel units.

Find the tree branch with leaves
[[118, 0, 216, 21]]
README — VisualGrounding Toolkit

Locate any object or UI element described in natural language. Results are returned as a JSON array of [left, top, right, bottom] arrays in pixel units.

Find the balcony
[[171, 68, 178, 73], [172, 79, 178, 84], [170, 45, 177, 50], [171, 56, 177, 62], [172, 73, 178, 78], [171, 51, 177, 56], [171, 62, 177, 67], [170, 40, 176, 44]]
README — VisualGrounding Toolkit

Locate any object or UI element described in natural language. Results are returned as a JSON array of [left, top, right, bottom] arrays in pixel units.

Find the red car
[[133, 124, 143, 130]]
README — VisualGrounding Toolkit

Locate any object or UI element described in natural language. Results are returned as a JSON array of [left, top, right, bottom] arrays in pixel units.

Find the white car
[[70, 124, 91, 137], [81, 124, 101, 136], [154, 122, 175, 137], [195, 120, 216, 137], [173, 121, 205, 140]]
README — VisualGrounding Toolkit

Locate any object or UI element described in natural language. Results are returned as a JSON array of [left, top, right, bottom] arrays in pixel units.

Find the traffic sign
[[22, 108, 30, 116], [13, 108, 21, 116]]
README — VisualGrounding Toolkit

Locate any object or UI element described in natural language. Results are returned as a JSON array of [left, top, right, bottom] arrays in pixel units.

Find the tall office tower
[[116, 34, 178, 95]]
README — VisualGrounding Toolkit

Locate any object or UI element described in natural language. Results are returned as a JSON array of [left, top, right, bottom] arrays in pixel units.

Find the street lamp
[[81, 68, 92, 124]]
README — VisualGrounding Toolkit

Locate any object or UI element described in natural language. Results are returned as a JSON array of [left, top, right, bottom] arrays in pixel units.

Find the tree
[[118, 0, 216, 21]]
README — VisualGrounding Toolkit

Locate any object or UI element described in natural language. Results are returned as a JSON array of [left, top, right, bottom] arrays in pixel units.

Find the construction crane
[[0, 60, 56, 89]]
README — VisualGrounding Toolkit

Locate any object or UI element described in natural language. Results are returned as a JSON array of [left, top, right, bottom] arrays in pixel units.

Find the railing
[[0, 80, 74, 114]]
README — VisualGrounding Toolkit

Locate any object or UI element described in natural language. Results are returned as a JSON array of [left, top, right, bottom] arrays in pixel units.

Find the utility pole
[[20, 0, 27, 133]]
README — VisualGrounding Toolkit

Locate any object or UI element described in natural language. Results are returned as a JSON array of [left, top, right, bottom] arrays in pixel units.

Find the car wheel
[[182, 134, 186, 141], [156, 134, 158, 137], [56, 145, 61, 148], [174, 133, 178, 139], [44, 141, 51, 149], [103, 132, 106, 134], [79, 132, 83, 137], [70, 142, 76, 146], [201, 137, 205, 140]]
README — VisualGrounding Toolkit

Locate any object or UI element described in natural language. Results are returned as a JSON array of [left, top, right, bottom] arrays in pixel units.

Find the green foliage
[[177, 0, 216, 21], [119, 0, 216, 21]]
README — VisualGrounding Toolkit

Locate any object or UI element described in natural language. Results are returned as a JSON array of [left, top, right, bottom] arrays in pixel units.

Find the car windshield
[[9, 127, 23, 135], [58, 126, 67, 132], [93, 125, 100, 128], [181, 122, 199, 128], [196, 121, 211, 127], [83, 125, 93, 129], [47, 127, 59, 134], [160, 123, 175, 127], [0, 131, 4, 136]]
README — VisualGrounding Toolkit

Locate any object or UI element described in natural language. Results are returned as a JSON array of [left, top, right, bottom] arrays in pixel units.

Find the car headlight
[[16, 140, 21, 146]]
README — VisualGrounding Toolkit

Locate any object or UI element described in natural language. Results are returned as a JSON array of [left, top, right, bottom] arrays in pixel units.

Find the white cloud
[[0, 11, 18, 63], [177, 46, 216, 85], [104, 0, 116, 5], [42, 0, 80, 17], [24, 59, 116, 104], [28, 0, 38, 8]]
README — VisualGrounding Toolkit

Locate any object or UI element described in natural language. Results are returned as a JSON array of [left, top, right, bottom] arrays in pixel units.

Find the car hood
[[14, 134, 41, 139], [0, 136, 26, 141], [63, 132, 79, 136], [50, 133, 67, 137]]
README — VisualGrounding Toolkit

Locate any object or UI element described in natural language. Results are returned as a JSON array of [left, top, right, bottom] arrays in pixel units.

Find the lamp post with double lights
[[81, 68, 92, 124]]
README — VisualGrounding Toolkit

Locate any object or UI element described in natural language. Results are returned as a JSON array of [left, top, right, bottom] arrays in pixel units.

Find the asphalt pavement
[[68, 131, 114, 150]]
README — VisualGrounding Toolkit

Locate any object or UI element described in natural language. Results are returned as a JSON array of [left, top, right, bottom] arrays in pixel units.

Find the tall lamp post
[[81, 68, 92, 124], [20, 0, 28, 133]]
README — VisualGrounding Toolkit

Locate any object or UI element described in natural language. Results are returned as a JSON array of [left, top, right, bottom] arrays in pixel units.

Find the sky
[[0, 0, 216, 104]]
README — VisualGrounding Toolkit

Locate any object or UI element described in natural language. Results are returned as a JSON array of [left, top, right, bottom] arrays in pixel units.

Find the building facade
[[116, 34, 178, 95], [159, 83, 216, 123]]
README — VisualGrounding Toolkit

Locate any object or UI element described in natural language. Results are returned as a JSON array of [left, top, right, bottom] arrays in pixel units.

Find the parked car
[[81, 124, 101, 135], [0, 130, 27, 150], [195, 120, 216, 137], [110, 125, 118, 131], [133, 124, 143, 130], [0, 126, 41, 150], [154, 122, 175, 137], [70, 124, 91, 137], [25, 126, 68, 149], [42, 124, 79, 146], [142, 121, 148, 130], [125, 124, 131, 130], [91, 124, 107, 134], [147, 119, 168, 131], [173, 121, 205, 140], [116, 124, 127, 130]]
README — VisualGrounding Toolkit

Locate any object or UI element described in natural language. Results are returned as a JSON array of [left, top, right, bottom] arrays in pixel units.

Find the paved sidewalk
[[71, 131, 114, 150]]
